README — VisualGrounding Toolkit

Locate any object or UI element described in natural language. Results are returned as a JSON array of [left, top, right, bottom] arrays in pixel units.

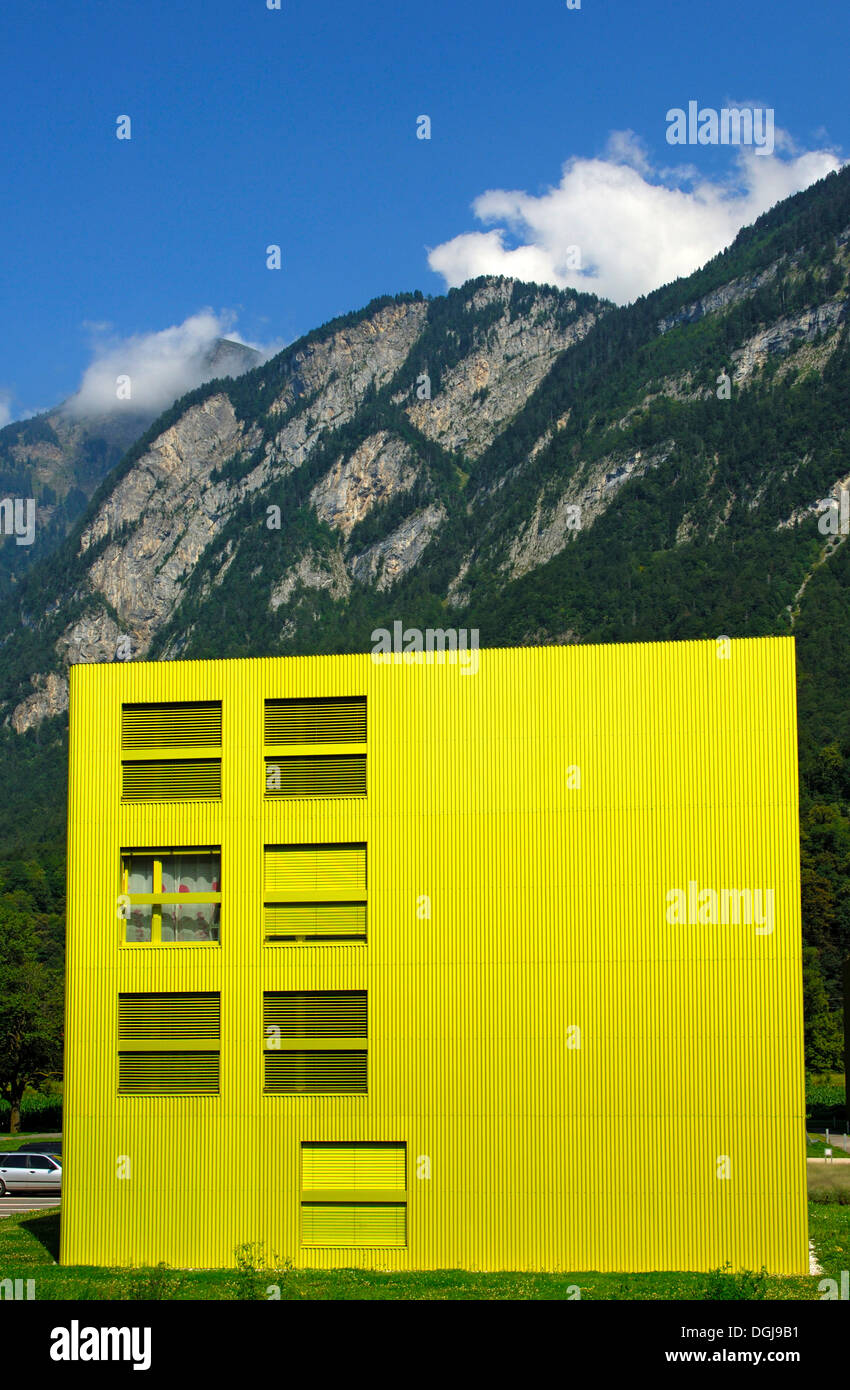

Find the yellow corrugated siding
[[62, 640, 808, 1273]]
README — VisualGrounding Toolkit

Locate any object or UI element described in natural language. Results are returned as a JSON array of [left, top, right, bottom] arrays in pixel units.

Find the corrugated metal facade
[[62, 639, 808, 1272]]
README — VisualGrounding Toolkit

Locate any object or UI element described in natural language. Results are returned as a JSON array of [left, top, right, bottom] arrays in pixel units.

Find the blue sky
[[1, 0, 847, 420]]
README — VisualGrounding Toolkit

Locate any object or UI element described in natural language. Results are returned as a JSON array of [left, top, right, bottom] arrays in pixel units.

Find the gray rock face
[[262, 301, 428, 475], [657, 260, 784, 334], [270, 549, 351, 610], [75, 393, 252, 655], [7, 217, 849, 734], [11, 672, 69, 733], [405, 282, 601, 459], [731, 299, 848, 382], [506, 445, 673, 578], [310, 432, 417, 538], [349, 504, 446, 590]]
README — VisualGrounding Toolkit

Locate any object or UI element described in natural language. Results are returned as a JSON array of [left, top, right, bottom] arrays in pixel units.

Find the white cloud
[[0, 392, 12, 429], [428, 131, 845, 305], [64, 311, 281, 419]]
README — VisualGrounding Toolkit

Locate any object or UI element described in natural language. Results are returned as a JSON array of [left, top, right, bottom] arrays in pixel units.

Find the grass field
[[0, 1197, 846, 1301], [0, 1134, 61, 1154]]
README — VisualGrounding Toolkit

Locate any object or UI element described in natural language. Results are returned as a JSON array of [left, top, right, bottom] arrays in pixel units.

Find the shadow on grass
[[19, 1209, 60, 1262]]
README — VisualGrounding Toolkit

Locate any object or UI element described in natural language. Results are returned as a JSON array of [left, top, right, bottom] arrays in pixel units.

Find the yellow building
[[62, 638, 808, 1273]]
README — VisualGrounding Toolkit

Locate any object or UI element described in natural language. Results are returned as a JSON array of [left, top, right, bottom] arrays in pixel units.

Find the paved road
[[0, 1195, 60, 1220], [808, 1130, 850, 1154]]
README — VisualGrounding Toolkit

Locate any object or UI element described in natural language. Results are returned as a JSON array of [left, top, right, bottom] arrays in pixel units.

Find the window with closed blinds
[[264, 991, 367, 1037], [264, 698, 366, 800], [301, 1143, 407, 1247], [263, 992, 367, 1094], [264, 698, 366, 745], [121, 702, 222, 802], [122, 703, 222, 748], [118, 993, 220, 1038], [118, 992, 220, 1095], [264, 844, 366, 943], [118, 1053, 220, 1095], [264, 755, 366, 799], [265, 1052, 367, 1094], [302, 1143, 406, 1191], [301, 1203, 406, 1247]]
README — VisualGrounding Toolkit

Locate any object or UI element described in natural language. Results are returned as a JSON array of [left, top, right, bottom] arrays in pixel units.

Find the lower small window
[[301, 1203, 406, 1248], [300, 1142, 407, 1247]]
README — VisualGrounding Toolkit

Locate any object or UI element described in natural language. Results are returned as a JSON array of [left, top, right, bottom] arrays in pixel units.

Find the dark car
[[17, 1142, 62, 1157]]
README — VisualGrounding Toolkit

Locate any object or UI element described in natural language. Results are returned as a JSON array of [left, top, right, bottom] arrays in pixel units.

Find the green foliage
[[0, 901, 64, 1130], [702, 1264, 768, 1300]]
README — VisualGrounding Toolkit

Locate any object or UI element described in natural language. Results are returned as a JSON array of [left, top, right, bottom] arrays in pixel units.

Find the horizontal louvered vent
[[264, 1052, 367, 1094], [118, 993, 220, 1040], [264, 756, 366, 798], [122, 760, 221, 801], [265, 844, 366, 894], [301, 1203, 406, 1247], [265, 698, 366, 745], [122, 703, 222, 749], [118, 1053, 219, 1095], [264, 992, 367, 1038], [265, 903, 366, 942], [302, 1144, 406, 1191]]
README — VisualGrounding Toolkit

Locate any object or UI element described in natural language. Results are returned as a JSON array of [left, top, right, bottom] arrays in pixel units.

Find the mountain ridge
[[3, 165, 850, 1066]]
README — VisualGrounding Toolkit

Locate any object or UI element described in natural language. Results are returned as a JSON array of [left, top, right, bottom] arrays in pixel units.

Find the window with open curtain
[[121, 850, 221, 944]]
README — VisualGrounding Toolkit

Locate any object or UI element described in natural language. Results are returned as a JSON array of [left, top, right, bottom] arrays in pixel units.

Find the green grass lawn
[[807, 1138, 850, 1159], [0, 1201, 845, 1301], [0, 1134, 61, 1154]]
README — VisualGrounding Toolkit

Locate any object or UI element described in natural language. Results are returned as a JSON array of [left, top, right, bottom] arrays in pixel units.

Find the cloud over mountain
[[64, 312, 275, 419], [428, 132, 844, 304]]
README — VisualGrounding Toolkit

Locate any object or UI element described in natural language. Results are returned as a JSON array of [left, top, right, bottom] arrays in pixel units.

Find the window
[[121, 702, 221, 801], [264, 843, 366, 943], [301, 1144, 407, 1247], [120, 850, 221, 944], [264, 698, 366, 799], [118, 993, 220, 1095], [263, 992, 367, 1094], [265, 697, 366, 744]]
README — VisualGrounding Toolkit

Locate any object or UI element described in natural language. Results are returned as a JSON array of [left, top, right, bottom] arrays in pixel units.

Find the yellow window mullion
[[152, 858, 163, 944]]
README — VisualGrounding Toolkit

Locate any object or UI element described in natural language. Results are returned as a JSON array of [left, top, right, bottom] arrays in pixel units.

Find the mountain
[[3, 165, 850, 1067], [0, 337, 261, 593]]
